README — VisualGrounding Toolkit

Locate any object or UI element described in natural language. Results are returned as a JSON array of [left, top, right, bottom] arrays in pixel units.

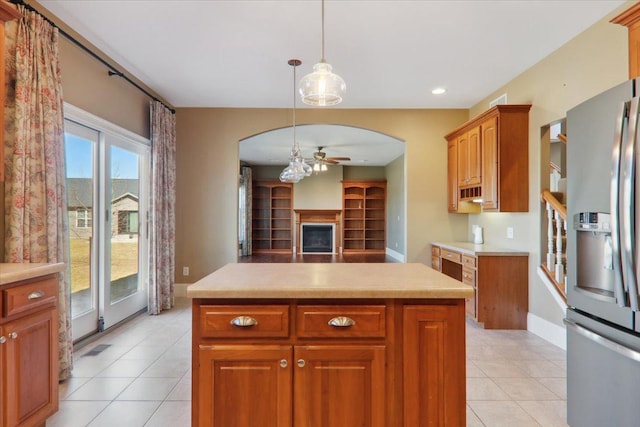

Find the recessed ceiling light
[[431, 87, 446, 95]]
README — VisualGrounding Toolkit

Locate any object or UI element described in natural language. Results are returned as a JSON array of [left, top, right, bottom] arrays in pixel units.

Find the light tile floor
[[47, 298, 568, 427]]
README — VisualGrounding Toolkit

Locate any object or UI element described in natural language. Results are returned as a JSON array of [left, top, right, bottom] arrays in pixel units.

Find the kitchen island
[[188, 263, 473, 427]]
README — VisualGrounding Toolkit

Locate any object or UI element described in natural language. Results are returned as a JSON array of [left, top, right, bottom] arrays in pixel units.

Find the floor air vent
[[82, 344, 111, 357]]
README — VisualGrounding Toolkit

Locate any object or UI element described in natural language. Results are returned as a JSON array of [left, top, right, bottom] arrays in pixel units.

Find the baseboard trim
[[385, 247, 405, 263], [175, 282, 190, 298], [527, 312, 566, 350]]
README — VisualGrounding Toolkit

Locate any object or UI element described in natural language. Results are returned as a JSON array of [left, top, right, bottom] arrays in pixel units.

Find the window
[[118, 211, 139, 234], [76, 209, 92, 228]]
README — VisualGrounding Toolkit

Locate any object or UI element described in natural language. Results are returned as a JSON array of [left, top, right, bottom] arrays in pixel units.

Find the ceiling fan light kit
[[299, 0, 346, 107], [280, 59, 313, 183]]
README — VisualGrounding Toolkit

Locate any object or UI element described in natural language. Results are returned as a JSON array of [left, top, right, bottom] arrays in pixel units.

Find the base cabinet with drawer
[[0, 267, 61, 427], [431, 243, 528, 329], [192, 299, 465, 426]]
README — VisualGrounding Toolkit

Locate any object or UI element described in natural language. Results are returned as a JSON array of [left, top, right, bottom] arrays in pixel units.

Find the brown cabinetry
[[1, 272, 59, 427], [192, 298, 466, 426], [342, 181, 386, 253], [447, 139, 458, 212], [252, 181, 293, 253], [403, 305, 466, 426], [445, 105, 531, 213], [431, 243, 528, 329]]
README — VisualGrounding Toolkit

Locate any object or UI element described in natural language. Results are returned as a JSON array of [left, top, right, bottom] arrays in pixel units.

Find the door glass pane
[[110, 145, 140, 303], [65, 132, 95, 317]]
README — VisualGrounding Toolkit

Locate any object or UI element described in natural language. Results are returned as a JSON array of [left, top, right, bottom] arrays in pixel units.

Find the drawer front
[[462, 255, 477, 269], [3, 276, 58, 318], [462, 268, 476, 287], [200, 305, 289, 338], [296, 305, 386, 338], [441, 249, 461, 264], [431, 245, 440, 257], [465, 289, 476, 318], [431, 256, 441, 272]]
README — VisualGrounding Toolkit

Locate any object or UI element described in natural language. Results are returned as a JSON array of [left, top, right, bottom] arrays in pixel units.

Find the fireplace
[[294, 210, 341, 254], [301, 223, 335, 254]]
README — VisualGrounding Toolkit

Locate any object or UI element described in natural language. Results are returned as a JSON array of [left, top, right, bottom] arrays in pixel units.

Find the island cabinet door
[[403, 305, 466, 427], [293, 345, 386, 427], [198, 345, 292, 427]]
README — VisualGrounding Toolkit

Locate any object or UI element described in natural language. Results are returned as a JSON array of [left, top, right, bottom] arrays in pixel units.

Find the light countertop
[[0, 262, 65, 285], [187, 263, 473, 299], [431, 242, 529, 257]]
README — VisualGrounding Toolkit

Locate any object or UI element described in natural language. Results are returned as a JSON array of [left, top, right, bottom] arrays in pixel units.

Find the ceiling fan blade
[[327, 157, 351, 161], [325, 159, 340, 164]]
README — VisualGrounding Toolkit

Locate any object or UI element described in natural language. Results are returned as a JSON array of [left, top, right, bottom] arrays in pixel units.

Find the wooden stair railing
[[541, 189, 567, 304]]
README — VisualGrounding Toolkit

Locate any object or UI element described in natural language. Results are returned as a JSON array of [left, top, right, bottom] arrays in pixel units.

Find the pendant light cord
[[293, 62, 297, 150], [321, 0, 326, 62]]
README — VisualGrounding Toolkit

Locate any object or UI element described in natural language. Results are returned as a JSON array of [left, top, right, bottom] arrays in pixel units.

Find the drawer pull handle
[[28, 290, 45, 300], [328, 316, 356, 327], [230, 316, 258, 327]]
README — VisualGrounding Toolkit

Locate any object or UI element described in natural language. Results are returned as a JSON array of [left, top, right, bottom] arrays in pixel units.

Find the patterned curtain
[[3, 6, 72, 380], [148, 101, 176, 314]]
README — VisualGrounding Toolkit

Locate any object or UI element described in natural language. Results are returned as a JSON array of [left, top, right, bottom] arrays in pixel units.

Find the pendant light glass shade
[[280, 59, 312, 183], [299, 0, 345, 106], [300, 61, 346, 106]]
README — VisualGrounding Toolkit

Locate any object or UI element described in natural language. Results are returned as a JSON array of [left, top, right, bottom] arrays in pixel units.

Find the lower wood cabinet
[[0, 271, 60, 427], [192, 300, 466, 426]]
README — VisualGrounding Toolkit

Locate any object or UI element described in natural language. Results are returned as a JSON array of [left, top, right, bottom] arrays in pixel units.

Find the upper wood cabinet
[[445, 104, 531, 213], [611, 3, 640, 80], [0, 1, 21, 182], [457, 127, 481, 188]]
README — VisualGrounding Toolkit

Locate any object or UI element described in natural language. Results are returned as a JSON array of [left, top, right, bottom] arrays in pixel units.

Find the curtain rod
[[10, 0, 176, 114]]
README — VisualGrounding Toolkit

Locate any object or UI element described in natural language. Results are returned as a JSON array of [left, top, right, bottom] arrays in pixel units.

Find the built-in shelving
[[252, 181, 293, 253], [342, 181, 386, 252]]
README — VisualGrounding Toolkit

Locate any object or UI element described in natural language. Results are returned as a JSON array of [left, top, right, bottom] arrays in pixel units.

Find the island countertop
[[0, 262, 65, 286], [187, 262, 473, 299]]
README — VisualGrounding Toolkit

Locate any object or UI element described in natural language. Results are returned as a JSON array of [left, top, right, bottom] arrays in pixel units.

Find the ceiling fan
[[308, 146, 351, 172]]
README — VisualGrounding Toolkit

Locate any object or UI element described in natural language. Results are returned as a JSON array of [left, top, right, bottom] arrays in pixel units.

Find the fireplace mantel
[[294, 210, 342, 254]]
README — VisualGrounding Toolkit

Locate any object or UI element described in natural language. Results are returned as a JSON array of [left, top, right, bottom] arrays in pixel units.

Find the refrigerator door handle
[[611, 101, 628, 307], [564, 318, 640, 363], [621, 97, 639, 311]]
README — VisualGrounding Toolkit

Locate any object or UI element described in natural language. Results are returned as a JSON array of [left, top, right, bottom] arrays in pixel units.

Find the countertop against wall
[[431, 241, 528, 257]]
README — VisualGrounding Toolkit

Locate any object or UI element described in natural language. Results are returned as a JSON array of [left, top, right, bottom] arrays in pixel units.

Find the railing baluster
[[555, 210, 564, 284], [547, 202, 554, 270]]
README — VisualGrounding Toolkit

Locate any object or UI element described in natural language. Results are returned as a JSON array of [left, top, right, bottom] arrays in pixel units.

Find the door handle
[[564, 318, 640, 363]]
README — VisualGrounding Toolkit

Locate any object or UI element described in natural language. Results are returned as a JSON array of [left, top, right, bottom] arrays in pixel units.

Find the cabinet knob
[[230, 316, 258, 327], [0, 336, 5, 344], [297, 359, 306, 368], [279, 359, 288, 368], [328, 316, 356, 327], [9, 332, 17, 340]]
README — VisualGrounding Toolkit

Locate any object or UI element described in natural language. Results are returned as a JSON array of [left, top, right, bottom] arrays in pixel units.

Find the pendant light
[[299, 0, 346, 106], [280, 59, 312, 183]]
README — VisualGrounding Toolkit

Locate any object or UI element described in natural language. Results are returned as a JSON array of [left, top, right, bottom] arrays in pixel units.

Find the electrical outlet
[[507, 227, 514, 239], [183, 266, 190, 276], [395, 242, 398, 248]]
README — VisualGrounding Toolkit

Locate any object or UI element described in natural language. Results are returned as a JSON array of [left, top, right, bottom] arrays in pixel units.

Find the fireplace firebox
[[301, 223, 335, 254]]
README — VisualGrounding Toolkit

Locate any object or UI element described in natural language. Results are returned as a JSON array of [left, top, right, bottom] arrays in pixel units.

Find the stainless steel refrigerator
[[566, 79, 640, 427]]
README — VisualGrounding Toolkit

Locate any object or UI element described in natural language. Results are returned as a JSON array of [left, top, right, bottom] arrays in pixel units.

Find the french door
[[64, 108, 150, 341]]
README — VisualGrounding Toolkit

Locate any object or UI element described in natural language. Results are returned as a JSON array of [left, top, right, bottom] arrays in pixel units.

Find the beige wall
[[386, 155, 405, 257], [175, 108, 468, 281], [467, 4, 630, 328]]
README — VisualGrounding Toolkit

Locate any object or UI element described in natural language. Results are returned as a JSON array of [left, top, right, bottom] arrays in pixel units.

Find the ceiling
[[38, 0, 626, 165]]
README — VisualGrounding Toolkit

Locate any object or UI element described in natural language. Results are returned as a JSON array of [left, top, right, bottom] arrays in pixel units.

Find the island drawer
[[462, 268, 476, 287], [3, 276, 58, 318], [296, 305, 386, 338], [440, 248, 461, 264], [462, 255, 476, 269], [199, 305, 289, 338]]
